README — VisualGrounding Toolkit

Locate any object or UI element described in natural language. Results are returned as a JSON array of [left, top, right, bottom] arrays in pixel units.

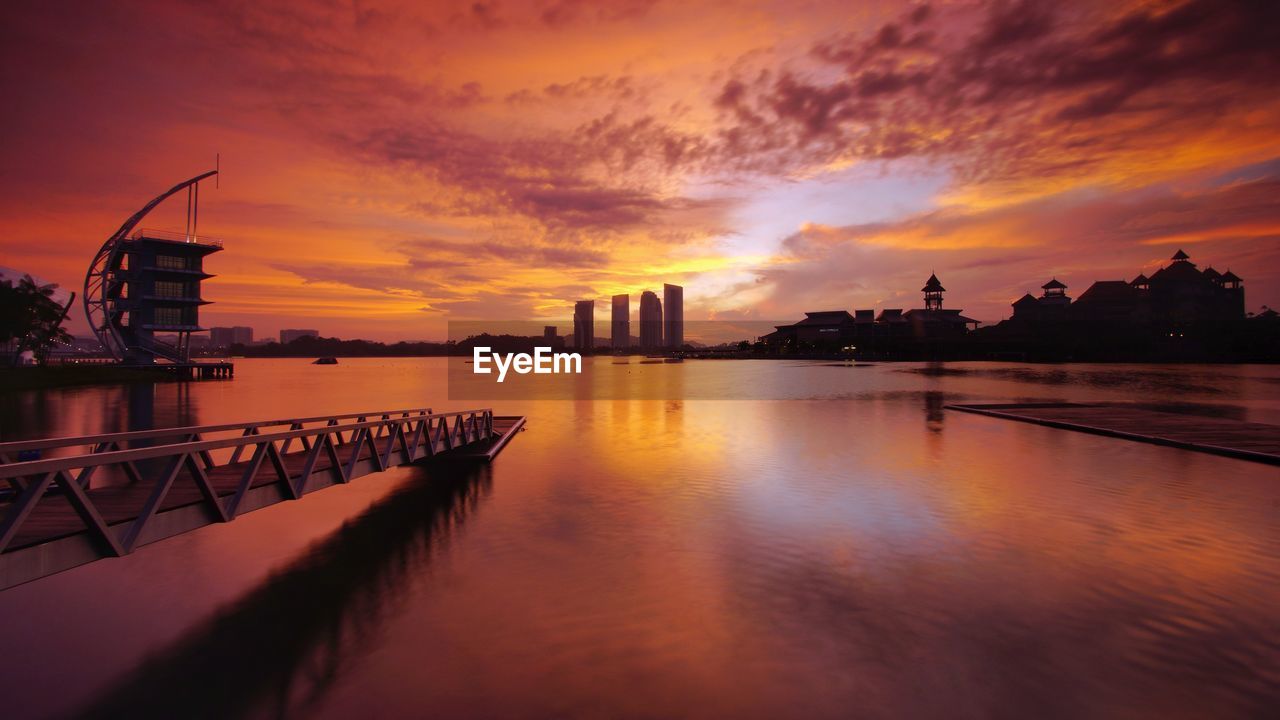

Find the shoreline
[[0, 366, 194, 391]]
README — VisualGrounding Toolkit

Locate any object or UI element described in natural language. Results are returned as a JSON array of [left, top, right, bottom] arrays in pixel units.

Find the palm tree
[[2, 274, 74, 366]]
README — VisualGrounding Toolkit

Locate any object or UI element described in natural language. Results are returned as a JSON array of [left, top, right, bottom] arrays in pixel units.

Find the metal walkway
[[946, 402, 1280, 465], [0, 407, 526, 590]]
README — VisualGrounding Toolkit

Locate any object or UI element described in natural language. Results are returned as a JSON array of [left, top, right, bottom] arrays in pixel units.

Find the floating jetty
[[0, 407, 525, 589], [947, 402, 1280, 465]]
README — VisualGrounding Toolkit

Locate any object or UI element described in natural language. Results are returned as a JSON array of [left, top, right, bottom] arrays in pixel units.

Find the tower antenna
[[216, 153, 220, 189]]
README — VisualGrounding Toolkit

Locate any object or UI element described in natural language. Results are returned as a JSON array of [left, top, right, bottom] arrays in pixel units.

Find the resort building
[[1007, 250, 1245, 330], [762, 272, 978, 348]]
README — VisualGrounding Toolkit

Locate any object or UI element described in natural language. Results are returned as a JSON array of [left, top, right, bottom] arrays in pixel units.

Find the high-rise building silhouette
[[663, 283, 683, 348], [210, 326, 253, 348], [611, 294, 630, 350], [639, 291, 663, 350], [573, 300, 594, 350]]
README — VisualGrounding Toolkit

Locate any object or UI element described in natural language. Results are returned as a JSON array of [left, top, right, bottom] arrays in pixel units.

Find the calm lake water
[[1, 358, 1278, 719]]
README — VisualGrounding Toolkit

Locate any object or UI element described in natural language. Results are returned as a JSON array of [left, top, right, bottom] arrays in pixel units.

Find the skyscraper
[[663, 283, 683, 348], [573, 300, 594, 350], [611, 294, 630, 350], [639, 291, 662, 350], [210, 326, 253, 348]]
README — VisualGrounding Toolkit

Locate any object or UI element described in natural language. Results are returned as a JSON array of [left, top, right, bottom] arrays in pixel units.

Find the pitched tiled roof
[[1075, 280, 1140, 305]]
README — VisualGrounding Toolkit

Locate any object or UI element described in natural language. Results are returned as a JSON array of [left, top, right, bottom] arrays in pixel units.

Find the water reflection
[[900, 364, 1236, 396], [923, 390, 945, 433], [0, 359, 1277, 719], [71, 464, 492, 720]]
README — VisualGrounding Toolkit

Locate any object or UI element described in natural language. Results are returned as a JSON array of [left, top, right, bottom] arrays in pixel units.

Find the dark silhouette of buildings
[[663, 283, 683, 348], [85, 171, 221, 365], [116, 233, 220, 364], [542, 325, 564, 350], [981, 249, 1268, 360], [573, 300, 594, 350], [210, 326, 253, 348], [763, 273, 978, 356], [756, 252, 1274, 361], [639, 290, 663, 350], [611, 294, 630, 350]]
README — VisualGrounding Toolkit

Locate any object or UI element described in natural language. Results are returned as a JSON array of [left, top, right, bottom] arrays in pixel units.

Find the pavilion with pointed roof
[[1005, 248, 1246, 329], [920, 273, 944, 311]]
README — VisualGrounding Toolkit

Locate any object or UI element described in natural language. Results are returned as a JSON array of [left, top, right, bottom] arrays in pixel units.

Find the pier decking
[[0, 408, 525, 590], [946, 403, 1280, 465]]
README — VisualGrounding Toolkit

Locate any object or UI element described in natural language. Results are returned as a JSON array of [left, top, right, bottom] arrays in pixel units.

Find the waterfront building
[[901, 274, 980, 337], [761, 272, 977, 348], [280, 328, 319, 344], [114, 232, 220, 364], [1011, 279, 1073, 323], [611, 294, 630, 350], [976, 249, 1263, 360], [922, 273, 943, 311], [210, 326, 254, 348], [663, 283, 683, 348], [1007, 250, 1245, 330], [573, 300, 594, 350], [639, 291, 663, 350]]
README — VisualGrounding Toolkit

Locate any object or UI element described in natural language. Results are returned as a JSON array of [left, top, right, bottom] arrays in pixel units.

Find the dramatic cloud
[[1, 0, 1277, 339], [711, 0, 1280, 190], [745, 166, 1280, 321]]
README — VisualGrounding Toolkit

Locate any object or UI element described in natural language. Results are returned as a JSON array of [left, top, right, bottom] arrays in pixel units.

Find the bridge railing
[[0, 406, 440, 461], [0, 408, 495, 558]]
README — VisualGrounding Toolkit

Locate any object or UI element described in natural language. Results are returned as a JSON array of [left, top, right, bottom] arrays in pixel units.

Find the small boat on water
[[663, 357, 684, 363], [313, 356, 338, 365]]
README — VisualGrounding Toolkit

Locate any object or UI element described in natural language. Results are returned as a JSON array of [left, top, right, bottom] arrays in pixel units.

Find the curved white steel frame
[[83, 170, 218, 361]]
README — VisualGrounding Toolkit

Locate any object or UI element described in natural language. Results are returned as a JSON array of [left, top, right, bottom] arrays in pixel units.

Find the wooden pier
[[946, 403, 1280, 465], [0, 407, 525, 590]]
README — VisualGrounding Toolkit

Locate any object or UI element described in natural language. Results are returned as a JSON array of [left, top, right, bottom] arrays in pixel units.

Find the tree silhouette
[[0, 274, 73, 365]]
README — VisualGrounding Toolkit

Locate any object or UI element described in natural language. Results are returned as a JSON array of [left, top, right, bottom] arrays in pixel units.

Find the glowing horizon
[[2, 0, 1278, 342]]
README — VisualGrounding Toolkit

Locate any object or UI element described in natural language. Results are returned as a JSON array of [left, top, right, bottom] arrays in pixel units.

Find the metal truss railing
[[0, 406, 439, 458], [0, 408, 495, 559]]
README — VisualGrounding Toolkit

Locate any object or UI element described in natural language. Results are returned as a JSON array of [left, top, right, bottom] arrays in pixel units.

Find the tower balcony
[[126, 227, 224, 250]]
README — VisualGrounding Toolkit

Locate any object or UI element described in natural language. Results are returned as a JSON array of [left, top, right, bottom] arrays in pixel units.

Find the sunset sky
[[2, 0, 1278, 341]]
